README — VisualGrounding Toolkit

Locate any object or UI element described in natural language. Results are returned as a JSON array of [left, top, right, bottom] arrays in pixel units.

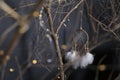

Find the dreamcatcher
[[65, 27, 94, 69]]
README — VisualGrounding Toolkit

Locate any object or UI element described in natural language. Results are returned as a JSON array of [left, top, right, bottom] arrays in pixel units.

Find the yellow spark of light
[[32, 59, 38, 64], [33, 11, 39, 17], [9, 68, 14, 72], [98, 64, 106, 71], [6, 55, 10, 60], [0, 50, 4, 55], [61, 45, 67, 50]]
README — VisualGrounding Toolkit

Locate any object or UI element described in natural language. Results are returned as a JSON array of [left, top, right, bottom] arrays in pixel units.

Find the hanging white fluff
[[65, 50, 94, 69], [79, 52, 94, 68], [65, 51, 79, 63]]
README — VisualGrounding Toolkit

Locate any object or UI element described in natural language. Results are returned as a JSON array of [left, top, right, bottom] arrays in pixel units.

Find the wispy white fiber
[[65, 51, 94, 69], [79, 52, 94, 68], [65, 51, 79, 61]]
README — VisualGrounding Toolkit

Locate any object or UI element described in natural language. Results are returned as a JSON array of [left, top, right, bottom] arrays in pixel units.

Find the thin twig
[[15, 56, 23, 80], [45, 6, 65, 80], [16, 63, 32, 80], [89, 14, 120, 41], [109, 29, 120, 41], [88, 0, 97, 32], [112, 23, 120, 31], [115, 74, 120, 80], [0, 22, 18, 45], [89, 38, 112, 51], [0, 31, 22, 65], [89, 14, 108, 29], [0, 0, 20, 20], [110, 0, 116, 17], [95, 55, 107, 80], [107, 69, 114, 80], [56, 0, 84, 34], [0, 63, 6, 80]]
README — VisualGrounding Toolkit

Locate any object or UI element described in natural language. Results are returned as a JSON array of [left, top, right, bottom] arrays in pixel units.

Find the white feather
[[65, 51, 94, 69], [79, 52, 94, 68], [65, 51, 80, 63]]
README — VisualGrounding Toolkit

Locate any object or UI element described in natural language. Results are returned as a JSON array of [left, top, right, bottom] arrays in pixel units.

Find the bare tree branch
[[56, 0, 84, 34], [0, 0, 20, 20], [45, 6, 65, 80]]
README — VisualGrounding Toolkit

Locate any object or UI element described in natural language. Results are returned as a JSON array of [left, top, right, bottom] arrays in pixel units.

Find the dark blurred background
[[0, 0, 120, 80]]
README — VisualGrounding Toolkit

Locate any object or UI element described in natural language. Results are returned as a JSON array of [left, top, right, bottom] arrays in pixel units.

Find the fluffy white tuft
[[65, 51, 94, 69], [65, 51, 80, 63], [79, 52, 94, 68]]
